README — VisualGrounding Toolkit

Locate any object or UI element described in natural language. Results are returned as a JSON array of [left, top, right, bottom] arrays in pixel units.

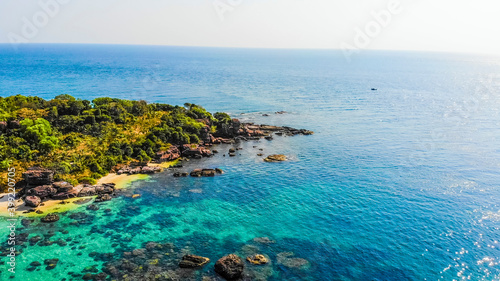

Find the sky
[[0, 0, 499, 55]]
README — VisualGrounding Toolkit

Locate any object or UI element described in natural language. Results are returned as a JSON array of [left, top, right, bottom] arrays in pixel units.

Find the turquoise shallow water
[[1, 44, 500, 280]]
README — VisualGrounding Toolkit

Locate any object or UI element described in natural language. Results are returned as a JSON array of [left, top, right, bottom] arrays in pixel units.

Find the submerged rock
[[41, 213, 60, 223], [29, 235, 42, 245], [252, 237, 275, 244], [214, 254, 244, 280], [44, 258, 59, 270], [264, 154, 287, 162], [276, 252, 310, 269], [21, 219, 35, 227], [87, 204, 99, 211], [179, 254, 210, 268]]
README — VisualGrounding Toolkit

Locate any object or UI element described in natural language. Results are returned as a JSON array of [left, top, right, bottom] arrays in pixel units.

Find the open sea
[[1, 44, 500, 280]]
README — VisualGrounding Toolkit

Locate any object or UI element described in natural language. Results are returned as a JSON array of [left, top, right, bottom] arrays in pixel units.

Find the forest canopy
[[0, 95, 231, 188]]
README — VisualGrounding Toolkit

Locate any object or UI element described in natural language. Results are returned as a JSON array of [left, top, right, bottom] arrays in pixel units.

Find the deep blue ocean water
[[1, 44, 500, 280]]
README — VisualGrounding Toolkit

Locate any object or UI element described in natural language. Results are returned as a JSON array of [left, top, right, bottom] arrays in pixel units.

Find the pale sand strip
[[0, 161, 178, 217], [0, 173, 148, 217]]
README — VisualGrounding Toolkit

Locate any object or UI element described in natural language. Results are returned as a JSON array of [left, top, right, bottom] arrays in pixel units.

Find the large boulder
[[140, 166, 162, 174], [173, 172, 188, 177], [179, 255, 210, 268], [52, 181, 73, 192], [214, 254, 244, 280], [52, 190, 79, 200], [190, 169, 203, 177], [264, 154, 287, 162], [246, 254, 269, 265], [26, 185, 57, 199], [156, 146, 181, 162], [201, 169, 216, 177], [182, 144, 213, 158], [25, 196, 41, 207], [94, 185, 114, 194], [300, 129, 314, 135], [95, 194, 112, 202], [78, 187, 97, 197], [23, 167, 54, 186]]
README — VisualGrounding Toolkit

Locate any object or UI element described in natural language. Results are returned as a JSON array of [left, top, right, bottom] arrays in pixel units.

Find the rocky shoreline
[[16, 167, 121, 213], [1, 119, 314, 280], [7, 119, 312, 216]]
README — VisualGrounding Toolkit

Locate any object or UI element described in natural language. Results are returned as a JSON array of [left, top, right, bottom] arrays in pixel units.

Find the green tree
[[20, 118, 59, 154]]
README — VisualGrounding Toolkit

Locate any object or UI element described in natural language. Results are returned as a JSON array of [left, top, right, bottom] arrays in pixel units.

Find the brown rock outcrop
[[156, 146, 181, 162], [25, 196, 41, 207], [26, 185, 57, 199], [264, 154, 287, 162], [23, 167, 54, 186], [179, 255, 210, 268], [41, 213, 60, 223], [214, 254, 244, 280], [246, 254, 269, 265]]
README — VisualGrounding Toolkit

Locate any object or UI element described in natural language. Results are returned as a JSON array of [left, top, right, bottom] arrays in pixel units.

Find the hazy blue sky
[[0, 0, 499, 55]]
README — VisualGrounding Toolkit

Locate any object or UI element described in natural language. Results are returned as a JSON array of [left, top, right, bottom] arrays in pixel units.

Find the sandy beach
[[0, 173, 148, 217], [0, 161, 177, 217]]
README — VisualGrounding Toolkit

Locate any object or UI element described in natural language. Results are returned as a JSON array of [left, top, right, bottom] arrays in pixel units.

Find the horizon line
[[1, 42, 499, 58]]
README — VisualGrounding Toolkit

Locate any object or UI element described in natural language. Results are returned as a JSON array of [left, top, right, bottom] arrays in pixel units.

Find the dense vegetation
[[0, 95, 232, 190]]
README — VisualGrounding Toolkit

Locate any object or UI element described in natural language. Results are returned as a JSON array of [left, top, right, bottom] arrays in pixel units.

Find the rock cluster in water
[[4, 232, 311, 281], [154, 119, 313, 163]]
